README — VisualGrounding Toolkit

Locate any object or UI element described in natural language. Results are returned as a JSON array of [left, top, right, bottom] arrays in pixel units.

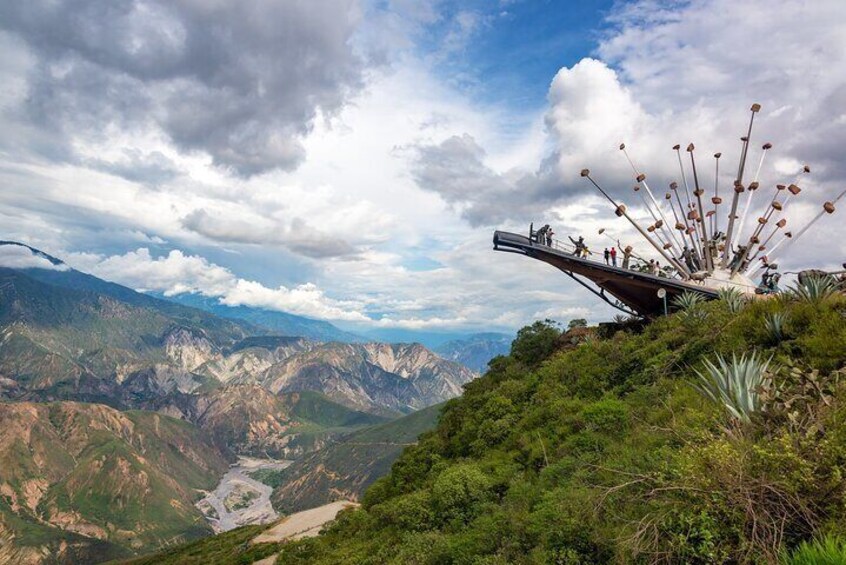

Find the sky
[[1, 0, 845, 335]]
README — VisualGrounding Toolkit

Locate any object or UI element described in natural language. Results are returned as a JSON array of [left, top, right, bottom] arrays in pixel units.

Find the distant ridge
[[158, 292, 365, 344]]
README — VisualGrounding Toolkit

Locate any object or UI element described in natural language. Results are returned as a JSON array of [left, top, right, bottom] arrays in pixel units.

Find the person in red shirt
[[610, 246, 617, 267]]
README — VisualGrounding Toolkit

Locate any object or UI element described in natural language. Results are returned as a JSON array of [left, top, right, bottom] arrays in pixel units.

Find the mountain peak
[[0, 241, 68, 271]]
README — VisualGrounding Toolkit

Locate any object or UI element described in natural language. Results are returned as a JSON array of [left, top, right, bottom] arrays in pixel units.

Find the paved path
[[252, 500, 359, 544]]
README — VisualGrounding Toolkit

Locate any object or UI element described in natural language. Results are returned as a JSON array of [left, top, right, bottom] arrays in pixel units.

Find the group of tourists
[[533, 224, 555, 246], [530, 223, 664, 275]]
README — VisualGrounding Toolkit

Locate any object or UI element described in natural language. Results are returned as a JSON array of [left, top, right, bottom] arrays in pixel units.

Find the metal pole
[[688, 143, 712, 271], [621, 144, 685, 255], [722, 103, 761, 265], [713, 152, 722, 236], [735, 143, 771, 250], [581, 169, 692, 279]]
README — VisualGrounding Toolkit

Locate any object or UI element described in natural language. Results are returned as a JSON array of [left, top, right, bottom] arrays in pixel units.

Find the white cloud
[[69, 247, 371, 322], [3, 0, 845, 334], [0, 244, 69, 271]]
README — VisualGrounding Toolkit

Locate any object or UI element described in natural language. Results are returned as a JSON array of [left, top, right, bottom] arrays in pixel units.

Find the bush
[[510, 320, 561, 367], [431, 464, 491, 526], [581, 398, 628, 433]]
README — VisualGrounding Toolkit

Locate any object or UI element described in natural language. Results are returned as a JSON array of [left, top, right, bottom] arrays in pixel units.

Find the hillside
[[270, 403, 444, 513], [254, 342, 477, 416], [149, 386, 389, 459], [0, 402, 229, 564], [271, 289, 846, 563], [434, 333, 512, 373], [0, 266, 250, 404], [0, 248, 475, 461]]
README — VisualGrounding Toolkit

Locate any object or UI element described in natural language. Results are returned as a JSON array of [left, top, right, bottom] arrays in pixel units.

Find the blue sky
[[1, 0, 844, 337], [421, 0, 616, 108]]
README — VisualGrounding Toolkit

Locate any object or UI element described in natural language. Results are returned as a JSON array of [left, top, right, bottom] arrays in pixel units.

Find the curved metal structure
[[491, 105, 844, 318], [493, 230, 718, 317]]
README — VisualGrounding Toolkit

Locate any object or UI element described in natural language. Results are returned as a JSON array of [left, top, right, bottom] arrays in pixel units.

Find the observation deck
[[493, 230, 719, 317]]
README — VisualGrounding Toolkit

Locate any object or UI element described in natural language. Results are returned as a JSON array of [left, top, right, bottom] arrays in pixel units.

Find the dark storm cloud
[[1, 0, 365, 175], [410, 133, 563, 226]]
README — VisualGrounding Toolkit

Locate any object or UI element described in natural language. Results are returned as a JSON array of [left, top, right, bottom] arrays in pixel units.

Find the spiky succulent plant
[[672, 291, 706, 312], [693, 351, 771, 423], [789, 275, 838, 303], [717, 287, 747, 313], [764, 311, 787, 343]]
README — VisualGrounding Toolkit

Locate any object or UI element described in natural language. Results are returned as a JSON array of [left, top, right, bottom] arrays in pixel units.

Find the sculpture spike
[[722, 103, 761, 265], [621, 144, 685, 256], [582, 170, 691, 278]]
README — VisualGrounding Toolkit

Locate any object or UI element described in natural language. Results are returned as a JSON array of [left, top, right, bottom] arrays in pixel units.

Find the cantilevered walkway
[[493, 230, 718, 317]]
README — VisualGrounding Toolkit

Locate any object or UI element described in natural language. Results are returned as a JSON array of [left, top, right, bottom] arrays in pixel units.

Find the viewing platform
[[493, 230, 718, 317]]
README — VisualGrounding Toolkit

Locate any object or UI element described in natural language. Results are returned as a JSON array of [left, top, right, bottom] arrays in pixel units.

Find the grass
[[116, 523, 284, 565]]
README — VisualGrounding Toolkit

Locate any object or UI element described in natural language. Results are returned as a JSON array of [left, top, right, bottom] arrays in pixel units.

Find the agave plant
[[789, 275, 838, 303], [672, 291, 706, 312], [764, 311, 787, 343], [717, 287, 747, 313], [693, 351, 771, 423]]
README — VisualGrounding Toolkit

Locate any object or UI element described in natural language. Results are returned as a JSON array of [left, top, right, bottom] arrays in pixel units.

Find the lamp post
[[657, 288, 668, 316]]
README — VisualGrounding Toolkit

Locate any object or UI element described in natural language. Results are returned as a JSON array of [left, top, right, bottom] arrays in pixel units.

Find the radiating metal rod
[[722, 103, 761, 265], [688, 143, 712, 271], [581, 170, 691, 278], [621, 144, 685, 255]]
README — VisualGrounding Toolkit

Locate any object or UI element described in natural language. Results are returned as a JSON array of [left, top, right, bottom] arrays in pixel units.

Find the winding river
[[197, 456, 292, 533]]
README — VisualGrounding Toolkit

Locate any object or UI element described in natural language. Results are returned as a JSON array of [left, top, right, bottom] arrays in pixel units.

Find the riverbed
[[197, 456, 292, 533]]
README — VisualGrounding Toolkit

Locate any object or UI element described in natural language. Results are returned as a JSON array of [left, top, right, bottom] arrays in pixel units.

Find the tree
[[568, 318, 587, 330]]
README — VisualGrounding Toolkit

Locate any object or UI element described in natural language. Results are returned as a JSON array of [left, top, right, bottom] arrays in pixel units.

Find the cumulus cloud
[[410, 133, 559, 226], [72, 247, 370, 322], [409, 0, 846, 273], [0, 244, 69, 271], [1, 0, 365, 176]]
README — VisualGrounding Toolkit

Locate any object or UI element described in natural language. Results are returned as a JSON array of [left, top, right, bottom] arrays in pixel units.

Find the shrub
[[431, 464, 491, 525], [693, 352, 771, 424], [581, 398, 629, 433], [510, 320, 561, 367]]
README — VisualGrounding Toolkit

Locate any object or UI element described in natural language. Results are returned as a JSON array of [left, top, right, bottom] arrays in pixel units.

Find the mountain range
[[0, 241, 478, 562], [433, 332, 512, 373], [158, 292, 364, 344]]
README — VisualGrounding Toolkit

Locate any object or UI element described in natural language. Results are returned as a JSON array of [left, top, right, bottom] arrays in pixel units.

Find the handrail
[[530, 233, 676, 279]]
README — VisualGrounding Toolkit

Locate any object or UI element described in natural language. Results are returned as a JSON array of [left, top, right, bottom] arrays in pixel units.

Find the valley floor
[[197, 457, 293, 533]]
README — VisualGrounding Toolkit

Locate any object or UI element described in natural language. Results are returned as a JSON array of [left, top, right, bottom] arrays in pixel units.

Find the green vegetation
[[783, 536, 846, 564], [0, 402, 228, 562], [271, 291, 846, 564], [282, 390, 392, 428], [224, 487, 262, 512], [117, 523, 283, 565], [271, 403, 445, 513], [693, 351, 770, 424]]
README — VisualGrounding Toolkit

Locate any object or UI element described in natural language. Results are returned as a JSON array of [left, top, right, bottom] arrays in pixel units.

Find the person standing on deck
[[610, 246, 617, 267], [603, 248, 610, 265]]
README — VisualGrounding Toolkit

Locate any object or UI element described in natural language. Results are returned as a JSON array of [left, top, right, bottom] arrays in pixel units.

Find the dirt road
[[252, 500, 359, 544]]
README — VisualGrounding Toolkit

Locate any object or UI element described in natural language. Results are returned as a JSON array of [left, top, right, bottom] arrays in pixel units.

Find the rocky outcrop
[[256, 343, 477, 415]]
